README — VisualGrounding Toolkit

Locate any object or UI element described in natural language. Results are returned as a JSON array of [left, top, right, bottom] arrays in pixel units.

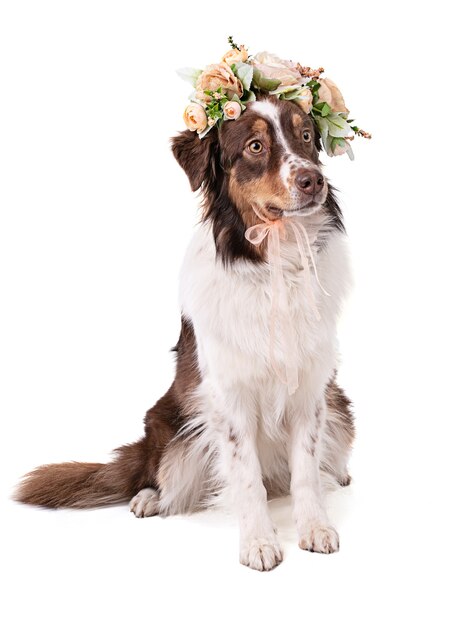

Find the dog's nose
[[295, 169, 324, 195]]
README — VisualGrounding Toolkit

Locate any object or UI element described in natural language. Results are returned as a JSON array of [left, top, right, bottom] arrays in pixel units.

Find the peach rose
[[183, 103, 207, 132], [222, 45, 248, 65], [317, 78, 349, 113], [252, 51, 302, 87], [223, 100, 242, 121], [195, 62, 243, 103], [295, 87, 313, 114]]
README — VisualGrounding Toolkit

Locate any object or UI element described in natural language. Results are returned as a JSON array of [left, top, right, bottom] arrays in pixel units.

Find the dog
[[15, 94, 354, 571]]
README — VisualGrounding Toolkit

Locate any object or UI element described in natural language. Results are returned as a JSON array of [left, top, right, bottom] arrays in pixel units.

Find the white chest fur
[[179, 221, 351, 396]]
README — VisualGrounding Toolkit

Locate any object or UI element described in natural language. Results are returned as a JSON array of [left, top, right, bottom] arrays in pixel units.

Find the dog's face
[[172, 95, 341, 263], [220, 98, 327, 221]]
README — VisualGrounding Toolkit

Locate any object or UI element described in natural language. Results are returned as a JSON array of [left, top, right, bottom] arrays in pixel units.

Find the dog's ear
[[171, 130, 218, 192]]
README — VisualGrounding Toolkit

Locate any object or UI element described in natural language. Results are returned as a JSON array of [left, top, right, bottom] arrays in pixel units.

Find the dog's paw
[[239, 536, 283, 571], [298, 525, 339, 554], [337, 473, 352, 487], [130, 488, 160, 518]]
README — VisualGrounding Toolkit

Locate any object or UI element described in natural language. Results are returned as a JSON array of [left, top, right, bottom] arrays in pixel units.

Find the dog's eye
[[248, 140, 264, 154], [302, 130, 312, 143]]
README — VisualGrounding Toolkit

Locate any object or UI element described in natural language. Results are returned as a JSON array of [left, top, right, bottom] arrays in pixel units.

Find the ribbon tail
[[269, 226, 299, 395], [297, 221, 331, 297], [290, 221, 322, 322]]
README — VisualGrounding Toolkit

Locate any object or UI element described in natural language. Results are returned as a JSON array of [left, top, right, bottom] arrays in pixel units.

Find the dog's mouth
[[266, 200, 323, 219]]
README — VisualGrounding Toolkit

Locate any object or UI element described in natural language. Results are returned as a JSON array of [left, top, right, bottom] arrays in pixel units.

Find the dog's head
[[172, 95, 343, 263]]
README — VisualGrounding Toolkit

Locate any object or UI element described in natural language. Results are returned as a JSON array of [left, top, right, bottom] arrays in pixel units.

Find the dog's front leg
[[289, 396, 340, 553], [217, 388, 282, 571]]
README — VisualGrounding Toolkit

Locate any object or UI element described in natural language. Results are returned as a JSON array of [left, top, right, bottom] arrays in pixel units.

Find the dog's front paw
[[130, 488, 160, 518], [239, 536, 283, 571], [298, 525, 339, 554]]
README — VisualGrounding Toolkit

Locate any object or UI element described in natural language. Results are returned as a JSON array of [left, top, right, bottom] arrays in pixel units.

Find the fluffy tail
[[14, 439, 149, 509]]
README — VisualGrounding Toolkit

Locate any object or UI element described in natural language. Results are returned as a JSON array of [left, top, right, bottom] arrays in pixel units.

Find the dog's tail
[[14, 439, 149, 509]]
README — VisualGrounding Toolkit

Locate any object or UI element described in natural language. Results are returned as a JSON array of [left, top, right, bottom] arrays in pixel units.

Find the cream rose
[[222, 45, 248, 65], [183, 103, 207, 132], [317, 78, 349, 113], [295, 87, 313, 114], [252, 51, 302, 87], [195, 62, 243, 103], [223, 100, 242, 121]]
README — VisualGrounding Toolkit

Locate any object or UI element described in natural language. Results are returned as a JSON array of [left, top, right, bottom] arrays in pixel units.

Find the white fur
[[130, 488, 160, 518], [166, 216, 352, 569]]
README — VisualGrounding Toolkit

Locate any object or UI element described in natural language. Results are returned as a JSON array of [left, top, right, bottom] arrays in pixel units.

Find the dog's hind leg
[[321, 378, 355, 487]]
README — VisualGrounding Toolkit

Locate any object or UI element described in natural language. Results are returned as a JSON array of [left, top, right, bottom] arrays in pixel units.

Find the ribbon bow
[[245, 208, 329, 395]]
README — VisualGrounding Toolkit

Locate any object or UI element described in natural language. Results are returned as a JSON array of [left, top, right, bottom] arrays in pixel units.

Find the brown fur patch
[[253, 118, 268, 134], [325, 377, 355, 446], [292, 113, 303, 128], [15, 317, 203, 509]]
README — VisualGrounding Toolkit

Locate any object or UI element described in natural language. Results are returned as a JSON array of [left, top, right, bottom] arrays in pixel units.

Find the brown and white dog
[[15, 95, 354, 571]]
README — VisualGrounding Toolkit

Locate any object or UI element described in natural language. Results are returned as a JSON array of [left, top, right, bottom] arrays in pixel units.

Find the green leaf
[[312, 102, 330, 116], [234, 62, 254, 91], [252, 68, 282, 92], [176, 67, 202, 88], [280, 88, 302, 101], [314, 116, 329, 149], [269, 84, 302, 96], [241, 89, 257, 103], [306, 79, 321, 91], [228, 36, 240, 51], [325, 114, 351, 137]]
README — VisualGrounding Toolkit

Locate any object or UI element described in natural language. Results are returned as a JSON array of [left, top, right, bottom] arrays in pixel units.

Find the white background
[[1, 1, 469, 624]]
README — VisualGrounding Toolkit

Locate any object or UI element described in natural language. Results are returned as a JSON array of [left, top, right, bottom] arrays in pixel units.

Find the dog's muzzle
[[294, 168, 325, 197]]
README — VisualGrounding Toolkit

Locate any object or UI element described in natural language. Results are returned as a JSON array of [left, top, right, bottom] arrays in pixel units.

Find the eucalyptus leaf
[[176, 67, 202, 88], [323, 134, 334, 157], [346, 143, 355, 160], [280, 89, 302, 101], [269, 84, 302, 96], [314, 116, 330, 150], [234, 62, 254, 91], [198, 125, 214, 140], [326, 114, 351, 137], [252, 68, 282, 92]]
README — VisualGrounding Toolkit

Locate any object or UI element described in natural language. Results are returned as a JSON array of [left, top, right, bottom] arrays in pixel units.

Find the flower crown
[[178, 37, 371, 160]]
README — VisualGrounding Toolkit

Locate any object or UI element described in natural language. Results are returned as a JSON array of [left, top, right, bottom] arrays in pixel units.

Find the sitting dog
[[15, 95, 354, 571]]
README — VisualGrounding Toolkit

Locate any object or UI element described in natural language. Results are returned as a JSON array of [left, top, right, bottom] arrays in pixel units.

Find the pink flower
[[222, 46, 248, 65], [223, 100, 242, 121], [195, 62, 243, 103], [183, 103, 207, 132], [317, 78, 349, 113], [252, 51, 302, 87]]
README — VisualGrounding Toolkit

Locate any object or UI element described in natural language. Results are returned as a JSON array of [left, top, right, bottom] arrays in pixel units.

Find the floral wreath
[[178, 37, 371, 160]]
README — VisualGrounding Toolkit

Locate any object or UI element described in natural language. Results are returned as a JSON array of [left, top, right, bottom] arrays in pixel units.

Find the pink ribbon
[[245, 208, 329, 395]]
